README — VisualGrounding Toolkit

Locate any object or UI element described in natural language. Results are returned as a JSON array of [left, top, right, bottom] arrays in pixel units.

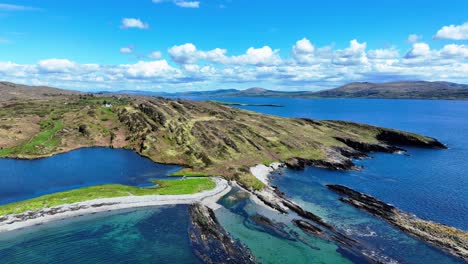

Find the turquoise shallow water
[[190, 97, 468, 230], [0, 206, 201, 264]]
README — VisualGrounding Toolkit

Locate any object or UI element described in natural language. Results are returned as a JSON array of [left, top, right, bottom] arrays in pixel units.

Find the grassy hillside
[[0, 84, 445, 190]]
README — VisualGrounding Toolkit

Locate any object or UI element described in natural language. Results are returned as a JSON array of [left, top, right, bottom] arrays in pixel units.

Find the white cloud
[[120, 47, 133, 54], [440, 44, 468, 58], [368, 48, 400, 59], [292, 38, 317, 64], [38, 59, 77, 73], [148, 51, 163, 59], [168, 43, 199, 64], [168, 43, 280, 66], [0, 3, 40, 11], [333, 39, 368, 65], [405, 42, 431, 58], [152, 0, 200, 8], [121, 18, 149, 29], [2, 37, 468, 91], [434, 22, 468, 40], [228, 46, 281, 66], [124, 60, 179, 78], [407, 34, 422, 43], [174, 1, 200, 8]]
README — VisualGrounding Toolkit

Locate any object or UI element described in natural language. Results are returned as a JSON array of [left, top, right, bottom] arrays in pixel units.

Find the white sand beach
[[0, 177, 231, 233]]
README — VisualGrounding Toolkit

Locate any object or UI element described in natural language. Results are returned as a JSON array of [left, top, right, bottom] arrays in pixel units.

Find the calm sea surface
[[0, 98, 467, 264], [0, 147, 181, 205]]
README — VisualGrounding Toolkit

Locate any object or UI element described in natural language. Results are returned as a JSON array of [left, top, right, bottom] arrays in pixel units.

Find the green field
[[0, 178, 216, 217]]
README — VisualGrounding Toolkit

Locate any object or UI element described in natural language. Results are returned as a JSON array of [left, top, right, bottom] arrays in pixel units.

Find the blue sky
[[0, 0, 467, 91]]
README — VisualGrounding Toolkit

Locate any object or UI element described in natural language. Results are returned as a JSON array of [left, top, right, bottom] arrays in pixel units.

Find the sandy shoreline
[[250, 162, 283, 185], [0, 177, 231, 233]]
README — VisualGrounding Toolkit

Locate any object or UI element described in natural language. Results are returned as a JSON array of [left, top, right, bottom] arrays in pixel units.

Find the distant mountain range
[[99, 81, 468, 100], [3, 80, 468, 101]]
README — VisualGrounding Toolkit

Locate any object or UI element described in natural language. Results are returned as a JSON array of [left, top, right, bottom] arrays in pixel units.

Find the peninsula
[[0, 81, 446, 191]]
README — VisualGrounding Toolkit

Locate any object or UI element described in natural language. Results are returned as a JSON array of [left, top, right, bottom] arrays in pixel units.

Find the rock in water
[[327, 184, 468, 261], [188, 203, 257, 264]]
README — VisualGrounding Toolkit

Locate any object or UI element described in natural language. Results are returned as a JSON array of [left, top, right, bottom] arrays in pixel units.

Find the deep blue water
[[188, 97, 468, 231], [0, 147, 181, 205]]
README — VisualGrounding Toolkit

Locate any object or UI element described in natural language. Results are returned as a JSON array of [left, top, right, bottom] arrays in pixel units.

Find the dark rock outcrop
[[376, 130, 447, 149], [293, 219, 323, 236], [285, 157, 356, 171], [188, 203, 257, 264], [334, 137, 404, 154], [327, 184, 467, 261]]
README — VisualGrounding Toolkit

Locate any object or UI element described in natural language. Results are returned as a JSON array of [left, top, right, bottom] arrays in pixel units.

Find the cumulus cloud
[[2, 37, 468, 91], [168, 43, 280, 66], [434, 22, 468, 40], [124, 60, 179, 78], [368, 48, 400, 59], [405, 43, 431, 58], [440, 44, 468, 58], [38, 59, 77, 73], [333, 39, 368, 65], [121, 18, 149, 29], [292, 38, 316, 64]]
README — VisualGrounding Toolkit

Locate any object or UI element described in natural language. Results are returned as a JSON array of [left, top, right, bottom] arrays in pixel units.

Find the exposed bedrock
[[188, 203, 257, 264], [327, 184, 468, 261], [334, 137, 404, 154], [376, 130, 447, 149], [285, 156, 357, 171]]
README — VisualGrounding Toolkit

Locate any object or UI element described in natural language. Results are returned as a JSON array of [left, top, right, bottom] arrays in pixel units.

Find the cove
[[0, 205, 202, 264], [186, 96, 468, 231], [0, 147, 181, 205]]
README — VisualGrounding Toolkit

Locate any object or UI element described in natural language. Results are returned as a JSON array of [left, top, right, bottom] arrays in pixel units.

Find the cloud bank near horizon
[[1, 23, 468, 91]]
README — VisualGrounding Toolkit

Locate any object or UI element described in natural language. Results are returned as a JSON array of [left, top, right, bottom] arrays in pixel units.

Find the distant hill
[[0, 81, 80, 101], [312, 81, 468, 100], [161, 81, 468, 100], [4, 80, 468, 101]]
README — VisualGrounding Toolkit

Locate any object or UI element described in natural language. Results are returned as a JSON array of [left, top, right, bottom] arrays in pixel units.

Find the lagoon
[[0, 148, 180, 205]]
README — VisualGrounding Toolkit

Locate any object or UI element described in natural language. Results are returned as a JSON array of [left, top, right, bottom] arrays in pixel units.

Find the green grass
[[0, 118, 64, 157], [239, 174, 265, 191], [0, 178, 216, 217], [169, 169, 212, 177]]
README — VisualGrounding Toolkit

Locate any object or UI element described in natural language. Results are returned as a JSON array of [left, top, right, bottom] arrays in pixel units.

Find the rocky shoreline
[[327, 184, 468, 261], [188, 203, 258, 264], [244, 165, 395, 263]]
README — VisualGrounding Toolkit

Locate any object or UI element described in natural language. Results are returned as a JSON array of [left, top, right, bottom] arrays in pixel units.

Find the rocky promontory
[[327, 184, 468, 261], [188, 203, 257, 264]]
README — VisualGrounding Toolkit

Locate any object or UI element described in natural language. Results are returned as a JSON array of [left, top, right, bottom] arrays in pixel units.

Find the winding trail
[[0, 177, 231, 233]]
